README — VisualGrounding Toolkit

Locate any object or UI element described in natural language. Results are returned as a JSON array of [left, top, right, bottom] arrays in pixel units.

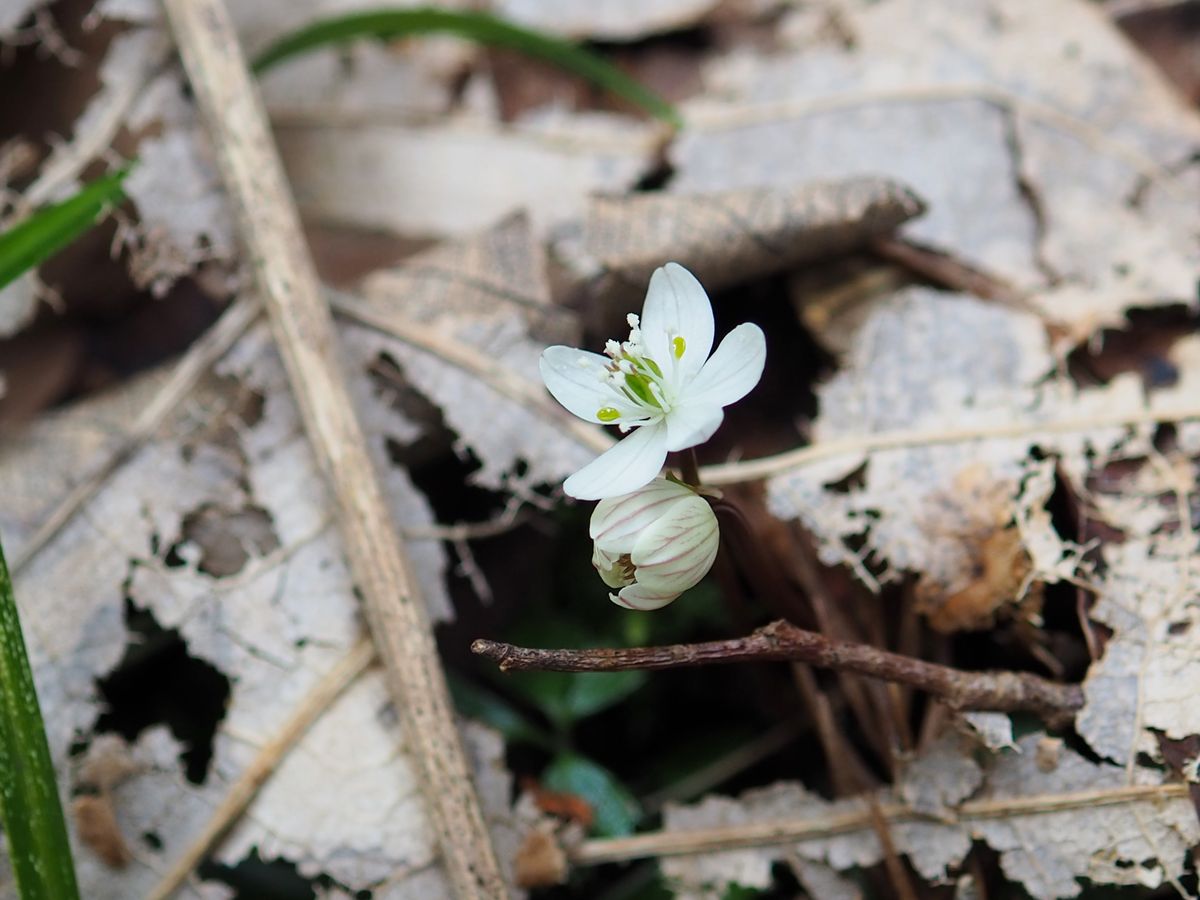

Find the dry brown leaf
[[912, 463, 1037, 633], [580, 176, 923, 308]]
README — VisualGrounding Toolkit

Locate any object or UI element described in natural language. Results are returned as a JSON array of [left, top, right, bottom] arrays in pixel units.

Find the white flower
[[539, 263, 766, 500], [590, 477, 720, 610]]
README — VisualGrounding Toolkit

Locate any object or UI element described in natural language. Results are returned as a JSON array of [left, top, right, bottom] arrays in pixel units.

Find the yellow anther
[[597, 407, 621, 422], [672, 336, 686, 359]]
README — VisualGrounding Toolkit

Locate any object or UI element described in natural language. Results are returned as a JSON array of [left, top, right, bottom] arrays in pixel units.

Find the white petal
[[664, 402, 724, 452], [590, 477, 693, 554], [683, 322, 766, 409], [563, 421, 668, 500], [539, 346, 639, 424], [631, 495, 719, 593], [641, 263, 714, 382], [611, 583, 680, 611]]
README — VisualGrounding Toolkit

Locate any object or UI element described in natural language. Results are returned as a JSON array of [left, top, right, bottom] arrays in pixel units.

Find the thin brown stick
[[145, 640, 375, 900], [870, 235, 1027, 307], [866, 793, 920, 900], [472, 619, 1083, 727], [160, 2, 508, 897]]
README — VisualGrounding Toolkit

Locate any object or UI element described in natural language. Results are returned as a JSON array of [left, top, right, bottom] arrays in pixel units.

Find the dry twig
[[568, 782, 1190, 866], [473, 619, 1083, 727], [160, 1, 507, 896]]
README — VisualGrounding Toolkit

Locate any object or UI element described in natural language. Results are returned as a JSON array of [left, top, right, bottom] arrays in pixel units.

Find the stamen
[[624, 373, 660, 408], [597, 407, 621, 422], [673, 336, 686, 359], [626, 313, 640, 329]]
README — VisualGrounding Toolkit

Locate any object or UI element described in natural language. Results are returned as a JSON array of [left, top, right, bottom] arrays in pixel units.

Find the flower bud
[[589, 477, 720, 610]]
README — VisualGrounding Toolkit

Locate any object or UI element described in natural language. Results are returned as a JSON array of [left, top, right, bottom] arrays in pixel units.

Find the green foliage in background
[[0, 168, 127, 291], [0, 539, 80, 900], [252, 7, 681, 126]]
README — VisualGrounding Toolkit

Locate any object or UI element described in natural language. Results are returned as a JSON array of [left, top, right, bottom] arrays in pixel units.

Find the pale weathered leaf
[[356, 213, 609, 491], [123, 128, 239, 294], [491, 0, 726, 41], [0, 318, 524, 896], [659, 734, 1197, 899], [279, 110, 662, 237], [672, 0, 1200, 339], [0, 0, 51, 39], [0, 273, 38, 338]]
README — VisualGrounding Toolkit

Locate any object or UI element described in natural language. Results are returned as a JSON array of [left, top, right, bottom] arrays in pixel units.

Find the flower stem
[[679, 448, 702, 487]]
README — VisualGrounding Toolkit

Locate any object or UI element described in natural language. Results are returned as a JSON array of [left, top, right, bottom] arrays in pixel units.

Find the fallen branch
[[472, 619, 1083, 727]]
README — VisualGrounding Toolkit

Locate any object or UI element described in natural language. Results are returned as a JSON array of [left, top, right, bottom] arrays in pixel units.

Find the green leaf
[[251, 8, 680, 126], [447, 673, 555, 749], [542, 752, 641, 837], [566, 670, 648, 720], [0, 538, 81, 899], [0, 168, 128, 291], [506, 669, 646, 732]]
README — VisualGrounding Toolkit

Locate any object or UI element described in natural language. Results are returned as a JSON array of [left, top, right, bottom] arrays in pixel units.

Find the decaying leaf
[[355, 213, 608, 492], [279, 110, 664, 237], [912, 462, 1038, 633], [673, 0, 1200, 339], [492, 0, 727, 41], [5, 0, 1200, 897], [122, 128, 238, 294], [0, 316, 526, 896], [0, 274, 39, 338], [659, 733, 1199, 899], [0, 0, 51, 38], [579, 176, 924, 311]]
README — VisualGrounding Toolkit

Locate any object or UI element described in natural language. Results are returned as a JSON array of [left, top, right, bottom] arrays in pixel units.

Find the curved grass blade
[[0, 168, 128, 291], [0, 539, 81, 900], [252, 8, 680, 126]]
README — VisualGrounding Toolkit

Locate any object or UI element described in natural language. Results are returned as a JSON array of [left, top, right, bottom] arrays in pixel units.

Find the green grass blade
[[252, 7, 680, 126], [0, 168, 128, 291], [0, 539, 81, 900]]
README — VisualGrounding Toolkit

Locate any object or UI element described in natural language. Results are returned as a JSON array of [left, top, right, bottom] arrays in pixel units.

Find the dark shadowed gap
[[93, 595, 231, 784], [1065, 304, 1197, 390], [199, 849, 373, 900]]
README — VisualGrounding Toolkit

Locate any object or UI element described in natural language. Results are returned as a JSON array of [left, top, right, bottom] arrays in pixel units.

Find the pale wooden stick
[[699, 402, 1200, 485], [332, 289, 612, 455], [144, 640, 375, 900], [11, 296, 259, 576], [569, 782, 1190, 865], [158, 2, 508, 896]]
